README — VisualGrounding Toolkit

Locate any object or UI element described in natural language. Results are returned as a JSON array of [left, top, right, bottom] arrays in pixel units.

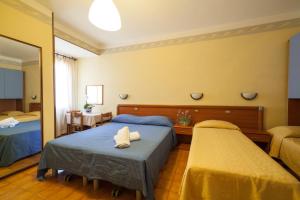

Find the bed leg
[[136, 190, 142, 200], [82, 176, 88, 186], [93, 179, 99, 191], [51, 169, 57, 177]]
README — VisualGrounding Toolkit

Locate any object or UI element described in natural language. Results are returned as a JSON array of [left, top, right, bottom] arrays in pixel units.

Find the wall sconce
[[241, 92, 258, 100], [119, 94, 128, 100], [190, 92, 203, 100], [31, 95, 37, 100]]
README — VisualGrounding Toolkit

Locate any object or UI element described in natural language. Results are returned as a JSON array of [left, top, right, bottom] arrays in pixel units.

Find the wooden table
[[66, 112, 102, 128]]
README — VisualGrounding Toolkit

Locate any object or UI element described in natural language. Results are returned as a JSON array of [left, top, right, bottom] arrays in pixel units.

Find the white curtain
[[55, 55, 78, 136]]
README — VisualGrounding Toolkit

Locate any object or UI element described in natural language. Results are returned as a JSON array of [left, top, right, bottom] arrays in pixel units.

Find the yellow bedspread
[[14, 115, 40, 122], [0, 115, 8, 121], [0, 114, 40, 123], [179, 128, 300, 200], [280, 138, 300, 177], [268, 126, 300, 158]]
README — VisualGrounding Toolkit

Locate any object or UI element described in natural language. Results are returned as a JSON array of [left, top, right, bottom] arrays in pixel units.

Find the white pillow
[[268, 126, 300, 138], [1, 111, 24, 117], [195, 120, 240, 130]]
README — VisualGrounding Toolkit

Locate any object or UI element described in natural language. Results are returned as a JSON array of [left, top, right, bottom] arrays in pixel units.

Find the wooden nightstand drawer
[[244, 133, 271, 143], [174, 125, 193, 136]]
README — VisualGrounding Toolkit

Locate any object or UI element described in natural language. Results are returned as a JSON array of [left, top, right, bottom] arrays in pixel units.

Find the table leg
[[83, 176, 88, 186], [93, 179, 99, 191]]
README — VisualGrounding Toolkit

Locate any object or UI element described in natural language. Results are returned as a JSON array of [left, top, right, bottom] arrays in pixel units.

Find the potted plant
[[84, 103, 94, 113], [176, 110, 192, 126]]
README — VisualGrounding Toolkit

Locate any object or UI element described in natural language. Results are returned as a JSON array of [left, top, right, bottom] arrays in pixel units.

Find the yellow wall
[[22, 63, 41, 112], [0, 2, 55, 144], [78, 27, 300, 129]]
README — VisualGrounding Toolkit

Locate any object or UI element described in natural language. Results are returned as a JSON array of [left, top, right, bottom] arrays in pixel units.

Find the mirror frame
[[0, 34, 44, 174], [86, 85, 104, 105]]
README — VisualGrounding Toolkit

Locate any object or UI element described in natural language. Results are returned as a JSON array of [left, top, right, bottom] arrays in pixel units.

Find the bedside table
[[173, 124, 193, 136], [242, 129, 272, 152], [174, 124, 193, 144]]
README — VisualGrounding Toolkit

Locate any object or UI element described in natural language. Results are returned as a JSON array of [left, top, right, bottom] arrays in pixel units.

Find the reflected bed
[[0, 120, 41, 167]]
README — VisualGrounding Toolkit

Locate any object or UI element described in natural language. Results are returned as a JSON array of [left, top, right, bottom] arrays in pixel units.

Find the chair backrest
[[101, 112, 112, 122], [70, 111, 83, 126], [67, 110, 81, 113]]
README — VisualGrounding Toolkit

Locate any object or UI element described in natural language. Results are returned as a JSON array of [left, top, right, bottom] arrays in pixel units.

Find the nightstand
[[242, 129, 272, 152], [174, 124, 193, 144], [173, 124, 193, 136]]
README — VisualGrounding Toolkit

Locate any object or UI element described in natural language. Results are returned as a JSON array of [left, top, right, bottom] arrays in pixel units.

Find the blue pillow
[[112, 114, 173, 127]]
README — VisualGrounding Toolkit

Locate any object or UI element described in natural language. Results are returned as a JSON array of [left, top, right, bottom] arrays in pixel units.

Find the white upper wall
[[55, 37, 97, 58], [0, 36, 40, 62], [39, 0, 300, 48]]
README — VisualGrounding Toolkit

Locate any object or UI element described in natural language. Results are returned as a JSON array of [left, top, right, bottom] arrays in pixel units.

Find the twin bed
[[37, 104, 300, 200], [268, 126, 300, 178], [180, 122, 300, 200]]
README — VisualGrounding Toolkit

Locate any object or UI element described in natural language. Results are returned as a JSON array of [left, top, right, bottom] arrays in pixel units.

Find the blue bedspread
[[38, 121, 176, 200], [0, 120, 41, 167]]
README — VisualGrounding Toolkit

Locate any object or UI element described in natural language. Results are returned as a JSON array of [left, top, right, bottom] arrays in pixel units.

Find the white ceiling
[[0, 36, 40, 62], [39, 0, 300, 49], [55, 37, 97, 58]]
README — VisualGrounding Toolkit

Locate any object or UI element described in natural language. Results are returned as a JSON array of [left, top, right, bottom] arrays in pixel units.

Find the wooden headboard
[[0, 99, 23, 113], [29, 103, 41, 112], [117, 104, 264, 130]]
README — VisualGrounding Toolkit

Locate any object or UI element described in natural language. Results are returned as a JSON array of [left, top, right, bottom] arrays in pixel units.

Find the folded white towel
[[114, 131, 141, 141], [0, 117, 19, 128], [129, 131, 141, 141], [114, 126, 130, 148]]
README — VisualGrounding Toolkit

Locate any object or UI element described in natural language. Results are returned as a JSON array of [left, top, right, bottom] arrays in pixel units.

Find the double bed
[[0, 119, 41, 167], [0, 105, 41, 167], [37, 114, 176, 200]]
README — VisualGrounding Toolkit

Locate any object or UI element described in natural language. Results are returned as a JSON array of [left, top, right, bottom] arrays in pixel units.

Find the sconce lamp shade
[[119, 94, 128, 100], [241, 92, 258, 100], [31, 95, 37, 100], [190, 93, 203, 100]]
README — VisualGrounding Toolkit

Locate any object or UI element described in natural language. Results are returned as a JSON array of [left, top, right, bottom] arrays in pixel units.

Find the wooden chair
[[96, 112, 112, 126], [67, 110, 83, 134]]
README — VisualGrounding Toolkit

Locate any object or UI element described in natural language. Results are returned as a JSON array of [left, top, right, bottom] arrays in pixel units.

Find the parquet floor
[[0, 154, 40, 179], [0, 145, 189, 200]]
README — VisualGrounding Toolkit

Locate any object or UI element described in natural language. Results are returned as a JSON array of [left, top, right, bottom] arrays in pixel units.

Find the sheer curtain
[[55, 54, 78, 136]]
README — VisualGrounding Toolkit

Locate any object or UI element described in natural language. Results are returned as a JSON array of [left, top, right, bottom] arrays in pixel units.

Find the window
[[86, 85, 103, 105], [54, 54, 77, 136]]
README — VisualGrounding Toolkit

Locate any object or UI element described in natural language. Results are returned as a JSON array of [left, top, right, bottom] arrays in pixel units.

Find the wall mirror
[[86, 85, 103, 105], [0, 35, 42, 179]]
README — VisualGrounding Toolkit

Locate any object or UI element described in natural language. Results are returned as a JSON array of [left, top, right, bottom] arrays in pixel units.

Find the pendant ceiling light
[[88, 0, 121, 31]]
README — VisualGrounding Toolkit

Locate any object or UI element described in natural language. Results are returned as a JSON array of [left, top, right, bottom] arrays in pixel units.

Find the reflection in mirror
[[86, 85, 103, 105], [0, 36, 42, 178]]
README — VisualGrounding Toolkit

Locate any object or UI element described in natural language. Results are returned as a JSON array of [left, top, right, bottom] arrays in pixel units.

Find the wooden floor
[[0, 145, 189, 200], [0, 154, 40, 179]]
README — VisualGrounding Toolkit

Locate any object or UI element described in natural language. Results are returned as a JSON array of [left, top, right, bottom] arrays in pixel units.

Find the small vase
[[85, 108, 92, 113], [179, 120, 190, 126]]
